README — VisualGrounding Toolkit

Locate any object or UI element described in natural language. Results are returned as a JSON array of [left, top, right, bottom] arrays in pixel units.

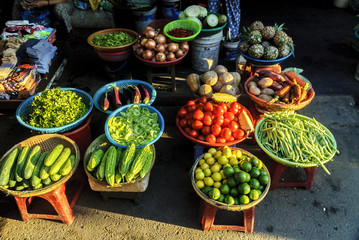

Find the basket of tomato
[[176, 96, 254, 147]]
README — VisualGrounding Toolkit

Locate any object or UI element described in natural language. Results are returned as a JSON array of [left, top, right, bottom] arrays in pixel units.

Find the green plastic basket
[[163, 19, 201, 42], [254, 114, 337, 168]]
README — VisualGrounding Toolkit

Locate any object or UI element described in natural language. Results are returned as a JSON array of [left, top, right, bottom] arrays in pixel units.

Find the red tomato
[[192, 120, 203, 130], [224, 112, 235, 121], [228, 120, 239, 132], [189, 129, 199, 138], [202, 115, 213, 126], [186, 100, 196, 107], [187, 104, 196, 112], [204, 111, 213, 118], [222, 118, 230, 128], [211, 124, 222, 136], [196, 103, 204, 112], [199, 96, 208, 104], [193, 109, 204, 120], [230, 102, 241, 115], [213, 116, 224, 126], [213, 106, 225, 117], [216, 137, 226, 143], [204, 102, 214, 112], [219, 102, 229, 112], [179, 118, 188, 128], [233, 129, 245, 139], [184, 127, 191, 134], [197, 135, 205, 141], [201, 126, 211, 136], [187, 118, 193, 126], [228, 136, 235, 142], [220, 128, 232, 140], [206, 134, 216, 144], [177, 108, 188, 118], [186, 112, 193, 120]]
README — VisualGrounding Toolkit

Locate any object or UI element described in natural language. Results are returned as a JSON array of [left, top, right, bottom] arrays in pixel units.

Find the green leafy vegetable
[[108, 105, 161, 146], [28, 89, 88, 128], [92, 32, 134, 47]]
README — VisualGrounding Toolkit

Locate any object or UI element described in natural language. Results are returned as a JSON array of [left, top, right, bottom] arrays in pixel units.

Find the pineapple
[[261, 41, 271, 48], [273, 30, 288, 46], [248, 44, 264, 59], [278, 44, 290, 58], [250, 21, 264, 31], [263, 46, 279, 60], [262, 26, 275, 40], [248, 30, 262, 44], [239, 41, 251, 54]]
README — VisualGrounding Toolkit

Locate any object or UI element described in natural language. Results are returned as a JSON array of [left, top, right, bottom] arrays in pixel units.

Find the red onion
[[155, 52, 166, 62]]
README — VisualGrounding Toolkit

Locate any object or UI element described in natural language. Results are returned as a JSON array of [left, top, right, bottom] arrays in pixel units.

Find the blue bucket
[[133, 6, 157, 33]]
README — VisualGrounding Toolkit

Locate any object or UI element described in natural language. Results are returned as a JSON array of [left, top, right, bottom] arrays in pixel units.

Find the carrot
[[282, 91, 290, 103], [283, 71, 308, 88], [271, 81, 283, 91], [297, 88, 308, 103], [293, 84, 301, 100], [275, 85, 291, 98]]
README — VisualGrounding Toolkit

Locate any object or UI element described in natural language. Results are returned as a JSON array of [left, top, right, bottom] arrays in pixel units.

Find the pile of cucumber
[[86, 143, 153, 186], [178, 5, 227, 29], [0, 144, 75, 191]]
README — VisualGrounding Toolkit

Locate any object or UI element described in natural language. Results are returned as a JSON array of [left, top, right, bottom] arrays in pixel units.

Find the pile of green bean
[[256, 111, 339, 174]]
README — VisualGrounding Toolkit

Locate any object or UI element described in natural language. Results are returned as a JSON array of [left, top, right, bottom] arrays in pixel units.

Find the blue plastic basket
[[16, 88, 93, 133], [104, 104, 165, 149], [93, 79, 157, 114], [238, 41, 293, 66]]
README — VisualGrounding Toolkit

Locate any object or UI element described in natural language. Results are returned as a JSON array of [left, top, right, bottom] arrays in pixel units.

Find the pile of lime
[[194, 146, 269, 205]]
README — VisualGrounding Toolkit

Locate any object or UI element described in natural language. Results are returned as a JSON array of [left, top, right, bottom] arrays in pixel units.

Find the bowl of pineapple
[[238, 21, 294, 66]]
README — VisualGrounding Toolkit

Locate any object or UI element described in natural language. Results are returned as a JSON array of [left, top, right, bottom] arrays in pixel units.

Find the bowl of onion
[[133, 26, 190, 68]]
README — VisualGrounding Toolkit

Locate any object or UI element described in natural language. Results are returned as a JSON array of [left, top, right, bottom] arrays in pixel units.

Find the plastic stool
[[13, 169, 85, 224], [201, 200, 255, 232], [269, 160, 317, 190]]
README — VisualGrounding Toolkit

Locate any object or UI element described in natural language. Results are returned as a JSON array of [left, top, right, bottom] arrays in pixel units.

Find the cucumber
[[204, 14, 219, 28], [23, 145, 41, 179], [49, 148, 71, 175], [9, 164, 17, 188], [87, 149, 104, 172], [50, 173, 62, 182], [33, 183, 43, 190], [42, 177, 52, 186], [115, 172, 122, 184], [59, 154, 75, 176], [15, 185, 25, 191], [105, 146, 117, 186], [44, 144, 64, 167], [95, 147, 111, 181], [15, 146, 30, 182], [31, 151, 48, 187], [218, 14, 227, 26], [40, 165, 51, 180], [0, 148, 19, 186], [22, 179, 30, 188]]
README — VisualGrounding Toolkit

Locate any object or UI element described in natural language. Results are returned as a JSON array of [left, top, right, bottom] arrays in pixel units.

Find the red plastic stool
[[201, 200, 255, 233], [13, 169, 85, 224], [269, 160, 317, 190]]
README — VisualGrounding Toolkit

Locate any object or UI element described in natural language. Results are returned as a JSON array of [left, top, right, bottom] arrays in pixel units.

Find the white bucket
[[191, 30, 223, 72], [133, 6, 157, 33]]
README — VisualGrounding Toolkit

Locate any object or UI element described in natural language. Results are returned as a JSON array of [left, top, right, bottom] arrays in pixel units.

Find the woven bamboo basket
[[0, 134, 80, 197], [83, 134, 155, 192], [190, 147, 270, 211]]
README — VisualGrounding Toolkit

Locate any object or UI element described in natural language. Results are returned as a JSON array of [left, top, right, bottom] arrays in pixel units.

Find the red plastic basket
[[176, 99, 254, 147]]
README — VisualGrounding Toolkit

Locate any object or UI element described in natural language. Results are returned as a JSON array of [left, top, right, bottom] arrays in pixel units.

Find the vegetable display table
[[146, 65, 176, 92]]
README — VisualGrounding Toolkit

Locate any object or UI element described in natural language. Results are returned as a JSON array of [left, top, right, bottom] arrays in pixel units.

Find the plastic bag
[[22, 10, 51, 27]]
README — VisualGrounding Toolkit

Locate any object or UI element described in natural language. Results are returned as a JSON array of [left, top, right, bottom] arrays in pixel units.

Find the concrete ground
[[1, 0, 359, 239]]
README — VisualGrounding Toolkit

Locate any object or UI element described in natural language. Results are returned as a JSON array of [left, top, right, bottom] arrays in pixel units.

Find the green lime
[[213, 181, 222, 188], [211, 172, 222, 182], [229, 157, 239, 166], [227, 177, 237, 187], [203, 168, 212, 177], [204, 177, 214, 186], [249, 189, 260, 200], [238, 183, 251, 195], [230, 188, 239, 197], [250, 157, 260, 167], [249, 167, 261, 178], [240, 161, 252, 172], [220, 184, 230, 195], [223, 163, 231, 169], [258, 184, 265, 191], [260, 169, 267, 176], [256, 160, 263, 170], [234, 197, 239, 205], [196, 180, 205, 189], [234, 171, 250, 183], [257, 190, 262, 197], [233, 166, 240, 173], [239, 195, 250, 205], [223, 167, 235, 177], [249, 178, 260, 190], [209, 188, 221, 200], [195, 171, 205, 180], [232, 149, 242, 159], [225, 195, 235, 205], [201, 186, 212, 195], [218, 156, 229, 165], [258, 173, 270, 185], [218, 194, 225, 202]]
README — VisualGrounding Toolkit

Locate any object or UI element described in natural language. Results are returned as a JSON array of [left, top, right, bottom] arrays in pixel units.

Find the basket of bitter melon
[[0, 134, 80, 197], [83, 134, 155, 192]]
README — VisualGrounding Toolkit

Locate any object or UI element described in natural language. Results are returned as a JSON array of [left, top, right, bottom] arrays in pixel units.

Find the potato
[[234, 86, 241, 95], [219, 84, 236, 96], [258, 77, 273, 88], [218, 72, 234, 85], [247, 81, 257, 88], [230, 72, 241, 86], [258, 94, 273, 102], [249, 86, 261, 96], [260, 88, 275, 96], [186, 73, 200, 92], [212, 80, 224, 92], [214, 65, 228, 74], [201, 71, 218, 86], [199, 84, 213, 97]]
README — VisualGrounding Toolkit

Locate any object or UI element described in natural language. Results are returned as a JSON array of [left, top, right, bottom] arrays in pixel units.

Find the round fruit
[[233, 166, 240, 173], [249, 167, 261, 178], [223, 167, 235, 177], [211, 172, 222, 182], [203, 168, 212, 177], [258, 173, 270, 185], [213, 151, 222, 159], [230, 188, 239, 197], [239, 194, 250, 205], [206, 157, 216, 166], [195, 171, 205, 180], [235, 171, 250, 183], [196, 180, 205, 189], [227, 177, 237, 187], [234, 197, 239, 205], [232, 149, 242, 159], [203, 152, 212, 160], [249, 189, 260, 200], [209, 188, 221, 200], [204, 177, 214, 186], [195, 167, 202, 173], [220, 184, 230, 195], [238, 183, 251, 195], [201, 163, 210, 170], [208, 148, 217, 155], [249, 178, 260, 190], [229, 157, 239, 166], [258, 184, 265, 192], [210, 164, 221, 173], [201, 186, 212, 195], [213, 181, 222, 188], [205, 134, 216, 144], [218, 194, 225, 202], [199, 159, 206, 166], [225, 195, 235, 205], [240, 161, 252, 172], [218, 156, 229, 165], [222, 147, 232, 158]]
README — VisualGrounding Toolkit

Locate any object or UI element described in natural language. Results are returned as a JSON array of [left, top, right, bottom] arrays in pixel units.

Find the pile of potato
[[186, 65, 241, 97]]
